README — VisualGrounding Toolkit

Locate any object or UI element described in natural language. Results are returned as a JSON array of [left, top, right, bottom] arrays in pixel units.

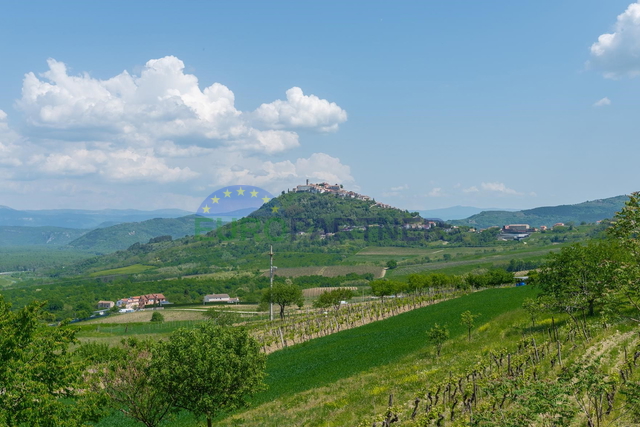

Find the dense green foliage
[[312, 288, 354, 310], [451, 194, 627, 228], [152, 323, 266, 427], [0, 246, 94, 273], [0, 296, 104, 426], [0, 272, 374, 320]]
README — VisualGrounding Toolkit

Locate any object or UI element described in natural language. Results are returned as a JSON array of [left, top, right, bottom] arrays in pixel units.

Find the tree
[[386, 259, 398, 269], [261, 282, 304, 320], [534, 240, 619, 337], [460, 310, 481, 342], [313, 288, 354, 310], [427, 323, 449, 357], [98, 339, 175, 427], [608, 191, 640, 318], [153, 323, 266, 427], [0, 296, 104, 426], [521, 297, 549, 328], [370, 280, 395, 302], [150, 311, 164, 322]]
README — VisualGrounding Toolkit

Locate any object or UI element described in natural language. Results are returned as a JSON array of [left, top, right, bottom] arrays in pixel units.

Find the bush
[[150, 311, 165, 322]]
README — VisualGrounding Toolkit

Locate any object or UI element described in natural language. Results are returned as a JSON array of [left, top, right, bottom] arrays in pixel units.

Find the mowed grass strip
[[254, 285, 537, 405]]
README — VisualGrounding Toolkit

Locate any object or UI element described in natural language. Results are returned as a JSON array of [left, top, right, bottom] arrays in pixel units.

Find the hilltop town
[[291, 180, 394, 209]]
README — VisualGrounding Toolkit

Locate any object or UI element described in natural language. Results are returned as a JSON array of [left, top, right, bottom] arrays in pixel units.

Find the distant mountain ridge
[[0, 207, 193, 229], [450, 195, 628, 229]]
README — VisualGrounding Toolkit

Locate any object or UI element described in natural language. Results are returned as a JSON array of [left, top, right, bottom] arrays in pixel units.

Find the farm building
[[97, 300, 115, 309], [203, 294, 239, 304]]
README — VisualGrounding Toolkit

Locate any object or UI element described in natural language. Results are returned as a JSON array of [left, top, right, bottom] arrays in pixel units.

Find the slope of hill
[[418, 206, 518, 221], [0, 206, 192, 229], [450, 195, 627, 228], [0, 226, 87, 246], [67, 216, 196, 253]]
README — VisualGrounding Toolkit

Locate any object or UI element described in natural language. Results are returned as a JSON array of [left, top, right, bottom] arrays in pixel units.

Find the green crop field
[[89, 264, 156, 277]]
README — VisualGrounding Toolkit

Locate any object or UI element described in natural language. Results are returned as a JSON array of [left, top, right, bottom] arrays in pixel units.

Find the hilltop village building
[[293, 180, 372, 201]]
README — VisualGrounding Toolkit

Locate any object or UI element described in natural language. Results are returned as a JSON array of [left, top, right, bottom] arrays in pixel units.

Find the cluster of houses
[[292, 180, 401, 210], [498, 222, 569, 241], [95, 293, 241, 315], [96, 293, 169, 313], [293, 180, 371, 200]]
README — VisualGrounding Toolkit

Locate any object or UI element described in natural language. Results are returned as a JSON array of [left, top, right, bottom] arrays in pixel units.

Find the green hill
[[0, 226, 87, 246], [67, 216, 196, 253], [450, 195, 628, 229], [63, 192, 419, 276]]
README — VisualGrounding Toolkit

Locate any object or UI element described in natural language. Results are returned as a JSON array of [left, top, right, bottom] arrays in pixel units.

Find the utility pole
[[269, 245, 274, 321]]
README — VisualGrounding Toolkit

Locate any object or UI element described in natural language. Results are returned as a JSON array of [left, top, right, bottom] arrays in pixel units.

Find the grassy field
[[83, 310, 207, 324], [386, 244, 562, 279], [272, 265, 385, 278], [89, 264, 156, 277], [0, 275, 16, 288]]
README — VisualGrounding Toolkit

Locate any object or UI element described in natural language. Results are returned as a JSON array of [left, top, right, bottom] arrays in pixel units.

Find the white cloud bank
[[0, 57, 353, 208], [590, 1, 640, 78], [17, 56, 345, 154]]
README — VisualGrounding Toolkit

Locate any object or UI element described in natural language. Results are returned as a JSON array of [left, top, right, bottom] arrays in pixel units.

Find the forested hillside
[[67, 216, 197, 253], [451, 195, 627, 228], [0, 226, 87, 246]]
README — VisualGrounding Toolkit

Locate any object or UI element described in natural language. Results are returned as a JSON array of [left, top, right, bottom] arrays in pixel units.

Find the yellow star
[[237, 187, 245, 196], [223, 189, 232, 197], [211, 196, 220, 204], [202, 205, 211, 213], [271, 206, 279, 213], [262, 196, 270, 203], [250, 189, 259, 197]]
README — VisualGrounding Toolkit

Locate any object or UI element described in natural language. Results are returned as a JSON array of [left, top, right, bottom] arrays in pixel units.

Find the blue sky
[[0, 0, 639, 211]]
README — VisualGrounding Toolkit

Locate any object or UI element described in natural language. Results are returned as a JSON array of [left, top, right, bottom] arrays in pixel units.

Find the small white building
[[204, 294, 231, 303]]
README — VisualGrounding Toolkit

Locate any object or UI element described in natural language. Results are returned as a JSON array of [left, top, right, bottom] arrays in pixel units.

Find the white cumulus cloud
[[589, 1, 640, 78], [254, 87, 347, 132], [213, 152, 354, 192], [481, 182, 521, 195], [593, 97, 612, 107], [1, 57, 354, 207], [17, 57, 346, 153]]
